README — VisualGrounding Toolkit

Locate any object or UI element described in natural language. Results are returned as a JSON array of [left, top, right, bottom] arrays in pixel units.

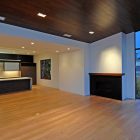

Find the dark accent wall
[[89, 73, 123, 100]]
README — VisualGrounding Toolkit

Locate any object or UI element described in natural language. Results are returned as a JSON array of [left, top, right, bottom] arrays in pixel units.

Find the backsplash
[[0, 62, 20, 78]]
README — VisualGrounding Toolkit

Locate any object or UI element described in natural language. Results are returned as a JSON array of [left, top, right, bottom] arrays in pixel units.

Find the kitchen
[[0, 53, 36, 93]]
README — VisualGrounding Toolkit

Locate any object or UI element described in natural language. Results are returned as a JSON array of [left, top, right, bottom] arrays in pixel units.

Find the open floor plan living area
[[0, 0, 140, 140]]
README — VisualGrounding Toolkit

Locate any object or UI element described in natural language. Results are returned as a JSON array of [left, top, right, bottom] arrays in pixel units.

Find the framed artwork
[[40, 59, 51, 80]]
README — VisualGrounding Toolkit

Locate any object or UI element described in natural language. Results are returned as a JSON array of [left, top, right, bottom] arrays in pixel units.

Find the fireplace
[[89, 73, 124, 100]]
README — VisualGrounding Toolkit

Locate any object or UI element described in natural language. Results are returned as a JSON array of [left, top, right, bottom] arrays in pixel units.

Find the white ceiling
[[0, 34, 79, 55]]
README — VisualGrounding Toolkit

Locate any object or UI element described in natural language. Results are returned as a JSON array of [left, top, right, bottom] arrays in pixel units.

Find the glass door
[[136, 49, 140, 98], [136, 31, 140, 98]]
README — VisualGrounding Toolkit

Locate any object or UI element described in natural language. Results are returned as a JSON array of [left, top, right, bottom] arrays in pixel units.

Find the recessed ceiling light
[[0, 16, 6, 21], [89, 31, 94, 35], [35, 113, 40, 116], [67, 48, 70, 51], [63, 34, 72, 38], [37, 13, 46, 18], [21, 46, 25, 49], [56, 50, 59, 53], [31, 42, 35, 45]]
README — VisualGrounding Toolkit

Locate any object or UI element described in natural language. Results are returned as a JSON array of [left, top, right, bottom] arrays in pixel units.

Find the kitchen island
[[0, 77, 32, 94]]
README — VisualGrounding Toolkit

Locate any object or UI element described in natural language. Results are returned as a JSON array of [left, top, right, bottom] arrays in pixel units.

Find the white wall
[[0, 23, 88, 49], [34, 53, 59, 88], [83, 46, 90, 96], [122, 32, 135, 99], [89, 33, 123, 73], [34, 49, 86, 96], [89, 32, 135, 100], [34, 32, 135, 99], [59, 49, 85, 95]]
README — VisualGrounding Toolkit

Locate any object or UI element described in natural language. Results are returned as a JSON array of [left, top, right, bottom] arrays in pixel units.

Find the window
[[136, 31, 140, 98]]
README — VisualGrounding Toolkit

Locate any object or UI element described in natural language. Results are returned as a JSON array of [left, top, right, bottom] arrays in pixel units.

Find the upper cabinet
[[0, 54, 33, 63], [16, 55, 33, 63]]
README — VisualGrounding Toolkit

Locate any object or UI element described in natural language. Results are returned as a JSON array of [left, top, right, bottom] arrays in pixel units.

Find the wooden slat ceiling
[[0, 0, 139, 43]]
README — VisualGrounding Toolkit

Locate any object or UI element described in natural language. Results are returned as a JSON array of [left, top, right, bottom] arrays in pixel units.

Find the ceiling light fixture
[[37, 13, 46, 18], [89, 31, 94, 35], [31, 42, 35, 45], [63, 34, 72, 38], [0, 16, 6, 21], [21, 46, 25, 49], [56, 50, 59, 53], [67, 48, 70, 51], [35, 113, 40, 116]]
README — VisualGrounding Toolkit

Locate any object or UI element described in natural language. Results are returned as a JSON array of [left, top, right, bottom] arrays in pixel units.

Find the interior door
[[21, 65, 36, 85]]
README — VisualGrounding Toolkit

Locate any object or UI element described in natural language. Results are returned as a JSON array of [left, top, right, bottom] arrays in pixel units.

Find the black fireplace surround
[[89, 73, 124, 100]]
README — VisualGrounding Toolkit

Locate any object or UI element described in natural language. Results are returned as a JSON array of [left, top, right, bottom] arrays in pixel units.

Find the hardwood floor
[[0, 86, 140, 140]]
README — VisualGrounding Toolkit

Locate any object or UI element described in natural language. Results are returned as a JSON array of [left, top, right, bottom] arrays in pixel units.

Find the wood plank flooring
[[0, 86, 140, 140]]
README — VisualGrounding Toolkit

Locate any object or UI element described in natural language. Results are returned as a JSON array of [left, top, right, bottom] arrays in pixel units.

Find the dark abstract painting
[[40, 59, 51, 80]]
